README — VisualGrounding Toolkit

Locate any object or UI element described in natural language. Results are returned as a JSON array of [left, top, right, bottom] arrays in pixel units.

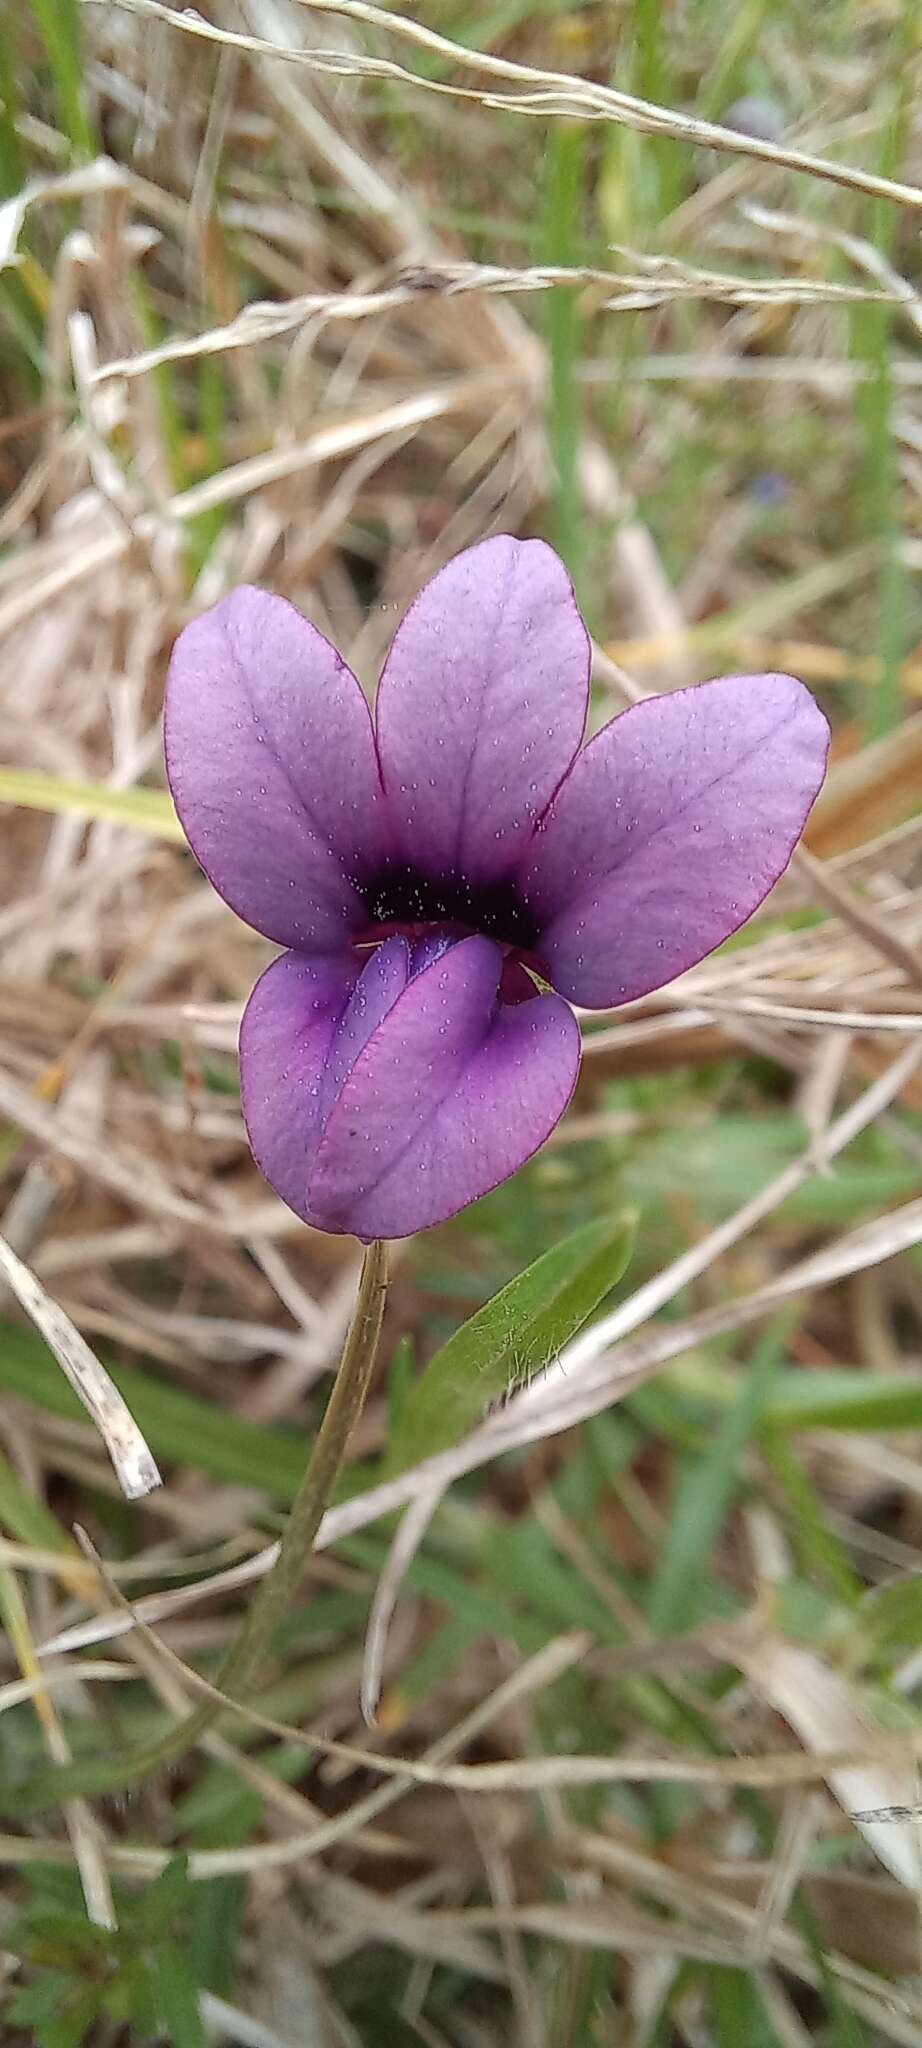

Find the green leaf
[[761, 1434, 861, 1606], [36, 1984, 102, 2048], [147, 1942, 207, 2048], [0, 1445, 74, 1552], [862, 1573, 922, 1651], [390, 1212, 635, 1471], [8, 1973, 73, 2027], [189, 1875, 246, 1997], [0, 1321, 306, 1499], [647, 1316, 789, 1635], [0, 768, 183, 841], [26, 0, 97, 158], [129, 1855, 193, 1941], [543, 120, 585, 581], [711, 1967, 780, 2048], [9, 1909, 111, 1970], [768, 1370, 922, 1434], [386, 1333, 415, 1443]]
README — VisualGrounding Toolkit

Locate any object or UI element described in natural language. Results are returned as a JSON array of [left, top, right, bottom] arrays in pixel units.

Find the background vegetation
[[3, 1, 922, 2042]]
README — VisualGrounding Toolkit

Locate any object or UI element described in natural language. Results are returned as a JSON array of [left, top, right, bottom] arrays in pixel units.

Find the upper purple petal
[[521, 672, 829, 1008], [164, 587, 389, 950], [374, 536, 590, 887]]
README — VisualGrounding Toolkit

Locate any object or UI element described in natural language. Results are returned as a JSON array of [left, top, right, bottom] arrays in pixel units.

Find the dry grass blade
[[88, 264, 902, 386], [93, 0, 922, 211], [360, 1482, 441, 1725], [731, 1632, 922, 1888]]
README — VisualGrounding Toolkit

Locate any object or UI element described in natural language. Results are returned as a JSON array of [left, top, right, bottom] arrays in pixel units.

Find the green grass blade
[[711, 1968, 781, 2047], [647, 1316, 789, 1635], [0, 1323, 306, 1500], [761, 1430, 861, 1606], [0, 1446, 74, 1555], [543, 120, 585, 584], [0, 769, 184, 840], [26, 0, 97, 158], [632, 0, 687, 217], [0, 21, 25, 195], [768, 1369, 922, 1433], [850, 20, 914, 738], [147, 1942, 207, 2048]]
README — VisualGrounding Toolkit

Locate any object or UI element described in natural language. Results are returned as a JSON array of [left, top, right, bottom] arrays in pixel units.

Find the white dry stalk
[[85, 264, 903, 388], [360, 1480, 442, 1725], [0, 1236, 160, 1500], [87, 0, 922, 212], [199, 1994, 312, 2048], [0, 1661, 133, 1713], [684, 996, 922, 1031], [733, 1634, 922, 1890], [744, 199, 922, 345], [0, 158, 128, 275]]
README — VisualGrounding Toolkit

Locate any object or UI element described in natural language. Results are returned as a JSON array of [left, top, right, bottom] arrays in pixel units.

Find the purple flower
[[164, 537, 828, 1239]]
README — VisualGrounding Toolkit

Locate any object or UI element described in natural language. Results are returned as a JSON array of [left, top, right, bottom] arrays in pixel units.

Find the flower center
[[358, 862, 538, 951], [355, 863, 548, 998]]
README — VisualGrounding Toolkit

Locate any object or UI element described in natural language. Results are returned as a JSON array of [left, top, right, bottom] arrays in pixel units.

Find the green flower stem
[[217, 1236, 388, 1699], [10, 1240, 388, 1813]]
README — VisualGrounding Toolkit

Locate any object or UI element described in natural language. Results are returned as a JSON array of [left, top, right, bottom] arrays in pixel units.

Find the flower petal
[[239, 949, 359, 1224], [521, 673, 829, 1007], [374, 537, 590, 886], [317, 936, 412, 1123], [165, 587, 389, 949], [310, 936, 581, 1238]]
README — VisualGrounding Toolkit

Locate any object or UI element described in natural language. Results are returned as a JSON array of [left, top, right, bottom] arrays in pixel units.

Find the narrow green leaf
[[36, 1984, 102, 2048], [390, 1213, 635, 1471], [189, 1875, 246, 1997], [0, 1322, 306, 1499], [130, 1856, 192, 1941], [768, 1370, 922, 1434], [0, 1445, 74, 1553], [862, 1573, 922, 1652], [761, 1432, 861, 1606], [386, 1332, 415, 1443], [147, 1943, 207, 2048], [0, 21, 25, 195], [8, 1975, 72, 2028], [631, 0, 687, 217], [647, 1316, 790, 1635], [0, 768, 183, 840], [26, 0, 97, 158], [10, 1910, 110, 1966], [543, 120, 585, 582], [711, 1967, 780, 2048]]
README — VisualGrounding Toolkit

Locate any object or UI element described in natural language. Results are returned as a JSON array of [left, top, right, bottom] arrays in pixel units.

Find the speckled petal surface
[[521, 672, 829, 1007], [317, 936, 412, 1124], [374, 536, 590, 886], [310, 936, 581, 1237], [239, 949, 360, 1225], [165, 586, 390, 950]]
